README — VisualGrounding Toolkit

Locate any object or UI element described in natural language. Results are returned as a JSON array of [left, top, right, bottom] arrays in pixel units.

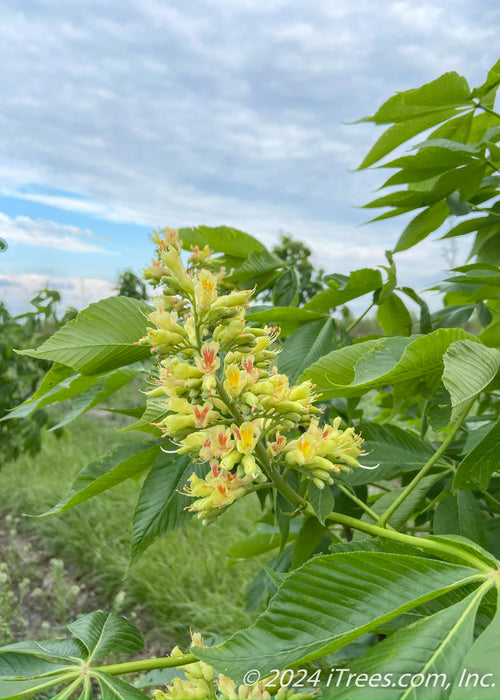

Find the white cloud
[[0, 273, 115, 315], [0, 0, 497, 296], [0, 212, 112, 254]]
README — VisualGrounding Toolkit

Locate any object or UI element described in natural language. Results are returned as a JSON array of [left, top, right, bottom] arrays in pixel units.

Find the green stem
[[346, 302, 374, 334], [325, 511, 492, 573], [93, 653, 198, 676], [471, 204, 500, 220], [376, 399, 474, 528], [336, 482, 392, 526], [477, 103, 500, 121], [482, 490, 500, 510]]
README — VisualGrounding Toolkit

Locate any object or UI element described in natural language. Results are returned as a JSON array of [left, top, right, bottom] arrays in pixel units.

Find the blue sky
[[1, 0, 499, 313]]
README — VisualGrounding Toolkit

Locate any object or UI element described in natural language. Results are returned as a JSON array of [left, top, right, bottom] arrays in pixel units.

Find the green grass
[[0, 413, 264, 650]]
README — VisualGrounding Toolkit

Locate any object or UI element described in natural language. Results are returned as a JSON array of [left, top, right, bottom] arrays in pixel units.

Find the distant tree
[[270, 232, 324, 304], [115, 269, 148, 300]]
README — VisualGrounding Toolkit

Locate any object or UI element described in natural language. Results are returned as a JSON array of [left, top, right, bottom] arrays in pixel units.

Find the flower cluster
[[139, 228, 366, 521], [153, 632, 313, 700]]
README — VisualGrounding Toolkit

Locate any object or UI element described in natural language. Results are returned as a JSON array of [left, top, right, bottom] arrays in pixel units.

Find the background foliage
[[1, 59, 500, 699]]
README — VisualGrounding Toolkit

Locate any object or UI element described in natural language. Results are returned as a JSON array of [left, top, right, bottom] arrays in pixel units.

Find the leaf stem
[[336, 482, 393, 526], [376, 399, 474, 528], [477, 103, 500, 121], [482, 490, 500, 510], [346, 302, 374, 334], [92, 652, 198, 676], [325, 511, 492, 572]]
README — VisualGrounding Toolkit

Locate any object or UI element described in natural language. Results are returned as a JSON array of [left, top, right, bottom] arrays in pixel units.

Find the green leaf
[[178, 225, 265, 258], [358, 109, 461, 169], [451, 588, 500, 699], [429, 110, 475, 142], [2, 372, 103, 422], [227, 533, 290, 560], [400, 286, 432, 334], [278, 318, 335, 384], [272, 268, 300, 306], [292, 516, 327, 568], [363, 190, 432, 210], [376, 293, 412, 336], [359, 472, 445, 531], [119, 400, 169, 435], [305, 269, 382, 312], [453, 420, 500, 491], [194, 552, 481, 681], [0, 652, 72, 679], [326, 586, 486, 699], [0, 673, 77, 700], [246, 306, 328, 335], [434, 492, 487, 547], [393, 200, 449, 252], [130, 452, 200, 563], [39, 442, 161, 516], [441, 215, 493, 239], [31, 363, 75, 400], [17, 297, 152, 375], [67, 611, 144, 662], [425, 534, 497, 570], [382, 147, 475, 172], [416, 138, 483, 156], [308, 482, 335, 525], [446, 191, 472, 216], [426, 386, 452, 430], [0, 639, 86, 662], [472, 57, 500, 101], [305, 329, 477, 399], [96, 673, 148, 700], [346, 423, 438, 486], [360, 72, 470, 124], [442, 340, 500, 417], [48, 366, 138, 431], [224, 249, 284, 285]]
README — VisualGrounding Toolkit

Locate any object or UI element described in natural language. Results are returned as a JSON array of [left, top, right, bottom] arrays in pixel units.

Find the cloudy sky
[[1, 0, 499, 313]]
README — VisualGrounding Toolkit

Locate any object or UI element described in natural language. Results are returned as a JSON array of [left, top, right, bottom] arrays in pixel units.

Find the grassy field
[[0, 412, 264, 652]]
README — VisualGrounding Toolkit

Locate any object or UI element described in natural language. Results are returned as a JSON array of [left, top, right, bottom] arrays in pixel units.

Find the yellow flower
[[224, 364, 249, 397], [184, 466, 252, 516], [194, 269, 219, 311], [234, 421, 259, 455]]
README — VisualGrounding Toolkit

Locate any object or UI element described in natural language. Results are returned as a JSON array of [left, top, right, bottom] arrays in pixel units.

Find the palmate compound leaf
[[17, 296, 152, 375], [193, 552, 484, 682], [38, 441, 162, 516], [0, 613, 147, 699], [302, 329, 481, 399], [325, 584, 489, 699]]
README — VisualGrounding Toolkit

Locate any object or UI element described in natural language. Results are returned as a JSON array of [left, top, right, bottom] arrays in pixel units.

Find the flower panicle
[[140, 228, 367, 519]]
